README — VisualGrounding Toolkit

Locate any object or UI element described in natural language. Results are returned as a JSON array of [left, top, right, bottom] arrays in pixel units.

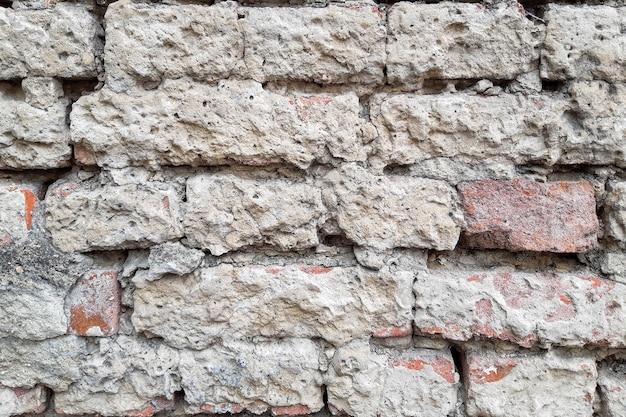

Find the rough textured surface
[[0, 4, 102, 79], [133, 264, 413, 349], [104, 1, 243, 92], [242, 5, 386, 85], [0, 336, 86, 391], [387, 2, 541, 84], [325, 164, 461, 251], [66, 270, 121, 337], [71, 80, 368, 169], [326, 340, 458, 417], [459, 179, 598, 252], [180, 338, 323, 414], [0, 178, 91, 341], [2, 1, 626, 416], [465, 350, 597, 417], [542, 5, 626, 82], [415, 270, 626, 348], [53, 336, 180, 416], [0, 274, 67, 340], [560, 81, 626, 167], [146, 242, 204, 281], [605, 182, 626, 246], [597, 361, 626, 417], [370, 92, 568, 168], [184, 174, 327, 255], [44, 176, 184, 252], [0, 79, 71, 169], [0, 385, 48, 417]]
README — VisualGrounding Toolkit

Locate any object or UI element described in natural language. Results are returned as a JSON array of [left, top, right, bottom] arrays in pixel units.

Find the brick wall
[[1, 0, 625, 416]]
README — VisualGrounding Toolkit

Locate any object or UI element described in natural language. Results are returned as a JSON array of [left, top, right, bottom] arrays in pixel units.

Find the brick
[[0, 4, 102, 79], [180, 339, 323, 414], [0, 181, 39, 243], [0, 177, 94, 340], [387, 2, 540, 84], [123, 398, 176, 417], [415, 270, 626, 348], [0, 78, 71, 169], [369, 92, 568, 168], [44, 177, 184, 252], [598, 362, 626, 417], [0, 180, 85, 341], [187, 403, 245, 415], [104, 2, 243, 91], [242, 5, 385, 84], [326, 164, 461, 251], [459, 179, 598, 252], [70, 79, 368, 169], [326, 340, 458, 417], [184, 174, 326, 255], [372, 322, 413, 338], [57, 392, 175, 417], [271, 405, 312, 416], [54, 336, 180, 416], [0, 385, 48, 416], [542, 5, 626, 82], [66, 270, 121, 337], [465, 350, 596, 417], [133, 264, 413, 349]]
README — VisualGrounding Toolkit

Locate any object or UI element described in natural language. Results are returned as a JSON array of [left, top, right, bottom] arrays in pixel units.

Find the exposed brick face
[[415, 270, 626, 348], [465, 351, 597, 417], [2, 1, 625, 416], [0, 385, 49, 416], [0, 183, 39, 243], [66, 271, 121, 337], [459, 179, 598, 252]]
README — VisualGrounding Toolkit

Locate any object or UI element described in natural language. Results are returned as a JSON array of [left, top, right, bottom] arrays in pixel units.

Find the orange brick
[[390, 354, 457, 384], [66, 271, 121, 336]]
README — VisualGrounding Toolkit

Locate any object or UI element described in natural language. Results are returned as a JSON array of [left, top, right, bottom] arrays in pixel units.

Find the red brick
[[271, 405, 312, 416], [194, 403, 244, 414], [66, 270, 121, 336], [372, 322, 413, 338], [0, 385, 49, 416], [390, 353, 457, 384], [415, 270, 626, 348], [246, 401, 270, 415], [73, 144, 98, 166], [459, 179, 598, 252], [465, 350, 596, 417], [186, 401, 274, 415], [124, 397, 175, 417], [469, 357, 517, 384]]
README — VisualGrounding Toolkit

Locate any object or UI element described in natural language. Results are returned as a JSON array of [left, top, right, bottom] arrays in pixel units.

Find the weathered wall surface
[[1, 0, 625, 416]]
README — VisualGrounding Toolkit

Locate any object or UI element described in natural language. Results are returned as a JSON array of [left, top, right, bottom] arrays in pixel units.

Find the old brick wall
[[1, 0, 625, 415]]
